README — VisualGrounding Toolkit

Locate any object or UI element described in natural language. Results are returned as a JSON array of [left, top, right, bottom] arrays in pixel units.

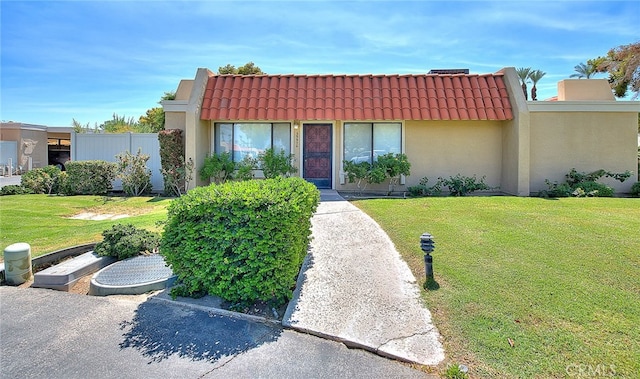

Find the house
[[161, 67, 639, 195], [0, 122, 72, 173]]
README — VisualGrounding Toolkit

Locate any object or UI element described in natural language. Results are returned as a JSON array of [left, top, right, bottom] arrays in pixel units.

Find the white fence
[[71, 132, 163, 192], [1, 141, 18, 175]]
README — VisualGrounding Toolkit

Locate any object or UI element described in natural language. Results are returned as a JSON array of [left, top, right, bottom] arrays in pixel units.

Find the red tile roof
[[201, 72, 513, 121]]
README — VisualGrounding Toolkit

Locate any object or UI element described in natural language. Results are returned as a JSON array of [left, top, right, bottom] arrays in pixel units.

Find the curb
[[149, 291, 282, 326]]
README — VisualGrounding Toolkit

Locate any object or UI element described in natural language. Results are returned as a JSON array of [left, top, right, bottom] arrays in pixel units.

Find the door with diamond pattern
[[303, 123, 332, 188]]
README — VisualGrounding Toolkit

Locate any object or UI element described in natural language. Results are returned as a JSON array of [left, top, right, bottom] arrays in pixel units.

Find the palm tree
[[529, 70, 546, 101], [570, 62, 596, 79], [516, 67, 532, 100]]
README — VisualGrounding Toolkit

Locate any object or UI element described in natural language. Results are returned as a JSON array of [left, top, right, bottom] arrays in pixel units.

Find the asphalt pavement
[[0, 286, 432, 379]]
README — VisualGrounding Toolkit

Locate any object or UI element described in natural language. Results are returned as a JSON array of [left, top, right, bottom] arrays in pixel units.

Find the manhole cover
[[90, 255, 176, 296]]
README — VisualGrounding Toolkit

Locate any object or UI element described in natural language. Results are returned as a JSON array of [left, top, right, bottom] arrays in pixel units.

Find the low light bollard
[[420, 233, 436, 288], [3, 243, 33, 285]]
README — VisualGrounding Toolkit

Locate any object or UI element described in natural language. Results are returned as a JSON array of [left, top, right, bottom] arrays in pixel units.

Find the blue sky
[[1, 0, 638, 127]]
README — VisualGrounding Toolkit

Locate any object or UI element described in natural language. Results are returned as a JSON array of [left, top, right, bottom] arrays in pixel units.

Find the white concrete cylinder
[[3, 243, 32, 285]]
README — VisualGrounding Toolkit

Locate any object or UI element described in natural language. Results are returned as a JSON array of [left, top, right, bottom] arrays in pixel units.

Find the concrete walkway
[[283, 190, 445, 366]]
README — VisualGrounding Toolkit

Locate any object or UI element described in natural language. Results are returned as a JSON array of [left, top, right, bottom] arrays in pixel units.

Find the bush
[[21, 166, 61, 194], [408, 177, 442, 197], [94, 224, 160, 260], [343, 153, 411, 194], [235, 156, 257, 181], [438, 174, 492, 196], [60, 161, 117, 195], [200, 152, 235, 184], [631, 181, 640, 197], [160, 177, 320, 307], [159, 129, 192, 196], [409, 174, 492, 197], [539, 180, 573, 198], [258, 148, 297, 179], [116, 149, 152, 196], [572, 181, 614, 197], [0, 185, 33, 196], [540, 168, 631, 198]]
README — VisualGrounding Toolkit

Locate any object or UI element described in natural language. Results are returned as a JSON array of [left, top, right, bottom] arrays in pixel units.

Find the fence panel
[[1, 141, 18, 174], [71, 133, 163, 192]]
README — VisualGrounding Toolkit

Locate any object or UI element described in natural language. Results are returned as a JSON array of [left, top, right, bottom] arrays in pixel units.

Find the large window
[[344, 123, 401, 164], [214, 123, 291, 161]]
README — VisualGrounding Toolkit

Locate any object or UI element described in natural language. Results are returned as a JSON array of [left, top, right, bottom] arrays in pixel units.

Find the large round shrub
[[160, 177, 320, 306]]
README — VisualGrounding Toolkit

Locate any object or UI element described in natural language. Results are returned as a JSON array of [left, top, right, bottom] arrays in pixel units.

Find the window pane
[[373, 123, 401, 159], [215, 124, 233, 154], [272, 123, 291, 155], [344, 123, 372, 163], [233, 123, 271, 161]]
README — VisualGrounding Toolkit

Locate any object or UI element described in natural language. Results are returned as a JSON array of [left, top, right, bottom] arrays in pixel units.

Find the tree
[[218, 64, 237, 74], [99, 113, 139, 133], [570, 62, 597, 79], [218, 61, 265, 75], [161, 91, 176, 101], [71, 118, 98, 133], [592, 42, 640, 99], [516, 67, 532, 100], [529, 70, 546, 101], [138, 107, 165, 133]]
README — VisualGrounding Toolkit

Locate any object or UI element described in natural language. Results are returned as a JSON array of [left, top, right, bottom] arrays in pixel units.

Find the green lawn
[[0, 194, 171, 259], [353, 197, 640, 378]]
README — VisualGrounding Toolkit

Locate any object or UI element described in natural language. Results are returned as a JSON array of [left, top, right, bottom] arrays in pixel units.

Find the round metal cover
[[93, 254, 173, 286]]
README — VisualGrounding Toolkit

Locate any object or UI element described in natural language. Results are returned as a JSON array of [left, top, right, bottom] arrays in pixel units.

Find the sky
[[1, 0, 638, 127]]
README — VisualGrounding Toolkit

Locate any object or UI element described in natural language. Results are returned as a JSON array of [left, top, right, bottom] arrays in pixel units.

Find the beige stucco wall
[[336, 120, 503, 192], [403, 120, 503, 190], [175, 80, 194, 101], [184, 69, 214, 189], [499, 67, 530, 196], [558, 79, 615, 101], [0, 127, 21, 142], [1, 125, 48, 169], [20, 129, 49, 168], [164, 112, 186, 132], [529, 111, 637, 193]]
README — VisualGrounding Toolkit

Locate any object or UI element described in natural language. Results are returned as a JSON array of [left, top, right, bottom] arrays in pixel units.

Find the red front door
[[303, 124, 332, 189]]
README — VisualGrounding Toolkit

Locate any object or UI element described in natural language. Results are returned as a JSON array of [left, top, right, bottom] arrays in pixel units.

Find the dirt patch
[[68, 212, 130, 221], [69, 275, 91, 295]]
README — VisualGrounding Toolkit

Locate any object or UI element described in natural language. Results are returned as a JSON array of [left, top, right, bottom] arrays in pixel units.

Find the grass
[[0, 194, 171, 259], [353, 196, 640, 378]]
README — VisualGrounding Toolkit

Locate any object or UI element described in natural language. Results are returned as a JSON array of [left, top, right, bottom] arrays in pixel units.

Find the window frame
[[343, 122, 403, 165], [214, 122, 291, 162]]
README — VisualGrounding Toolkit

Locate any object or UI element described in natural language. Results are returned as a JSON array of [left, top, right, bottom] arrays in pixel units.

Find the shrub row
[[408, 174, 494, 197], [540, 168, 632, 198], [5, 151, 155, 196], [160, 176, 320, 307], [343, 153, 411, 194], [62, 161, 118, 195], [12, 161, 118, 196], [199, 148, 297, 184]]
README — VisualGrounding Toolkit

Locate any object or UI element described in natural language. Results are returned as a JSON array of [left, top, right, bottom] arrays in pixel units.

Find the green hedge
[[21, 166, 62, 194], [61, 160, 118, 195], [160, 177, 320, 306]]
